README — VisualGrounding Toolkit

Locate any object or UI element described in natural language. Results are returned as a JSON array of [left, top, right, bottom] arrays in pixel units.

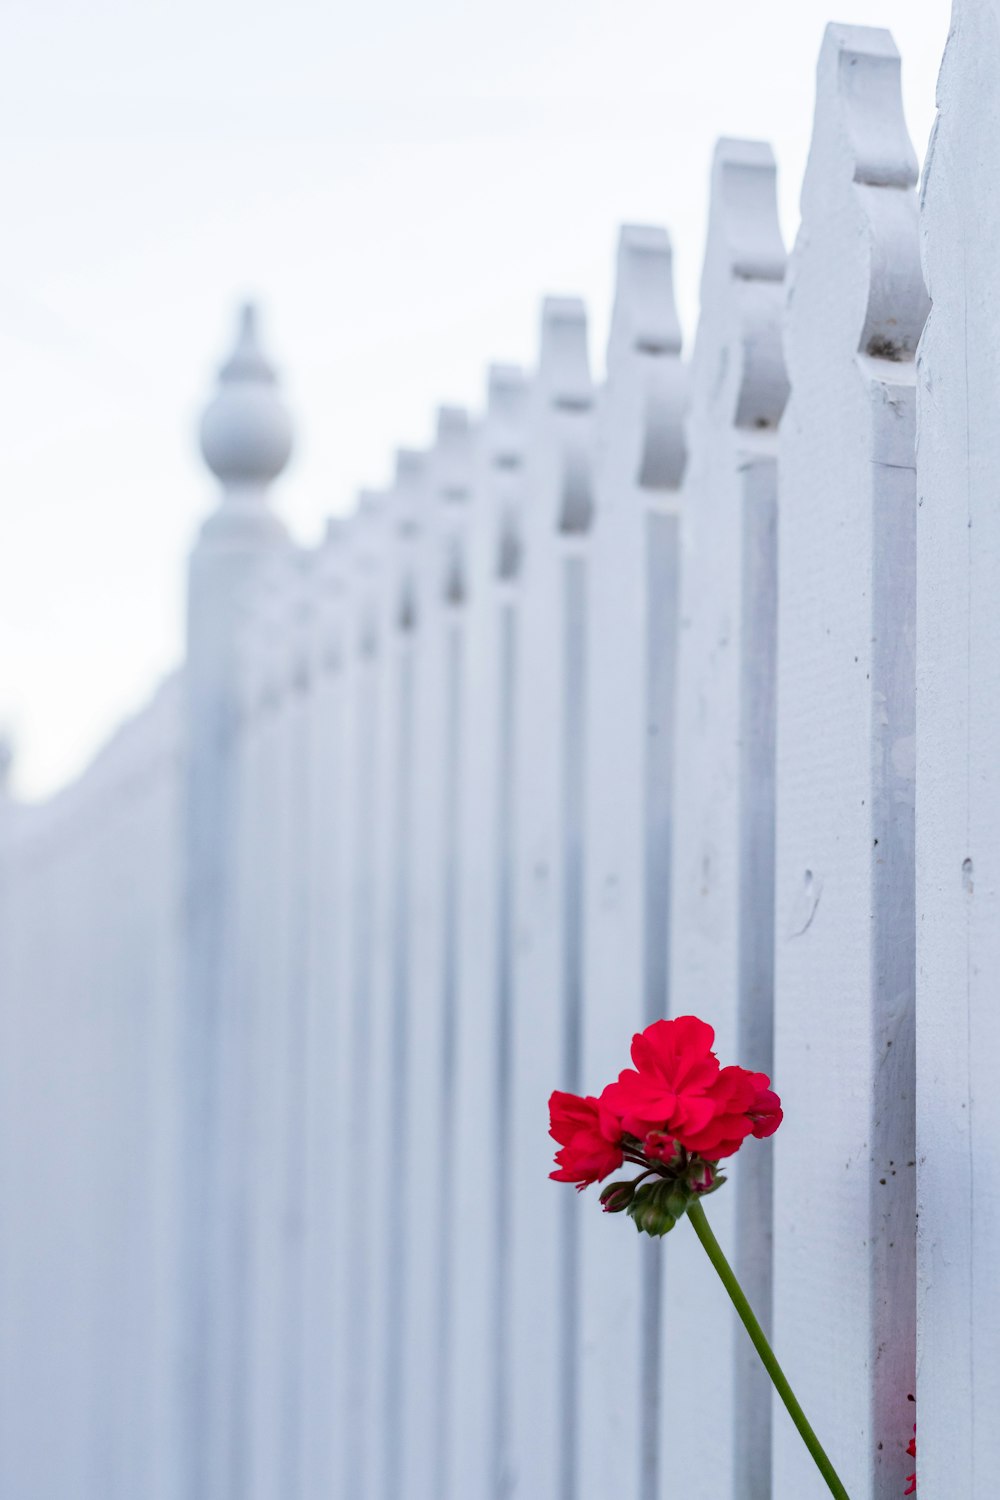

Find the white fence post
[[508, 295, 594, 1500], [320, 492, 385, 1500], [183, 304, 292, 1500], [298, 518, 351, 1500], [773, 25, 927, 1500], [212, 585, 274, 1500], [370, 414, 470, 1500], [244, 556, 301, 1500], [577, 224, 685, 1500], [916, 1, 1000, 1490], [664, 139, 787, 1500], [446, 364, 529, 1500], [388, 441, 446, 1500]]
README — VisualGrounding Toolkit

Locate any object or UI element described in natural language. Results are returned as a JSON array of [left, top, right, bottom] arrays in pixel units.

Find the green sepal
[[626, 1179, 679, 1238]]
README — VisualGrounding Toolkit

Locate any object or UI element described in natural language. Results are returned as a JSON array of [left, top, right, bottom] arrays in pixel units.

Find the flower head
[[601, 1015, 721, 1139], [549, 1015, 781, 1235]]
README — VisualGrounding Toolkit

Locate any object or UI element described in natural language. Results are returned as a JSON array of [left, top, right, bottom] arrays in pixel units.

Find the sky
[[0, 0, 949, 799]]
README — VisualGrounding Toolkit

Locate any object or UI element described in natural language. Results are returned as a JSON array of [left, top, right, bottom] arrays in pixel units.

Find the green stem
[[686, 1199, 851, 1500]]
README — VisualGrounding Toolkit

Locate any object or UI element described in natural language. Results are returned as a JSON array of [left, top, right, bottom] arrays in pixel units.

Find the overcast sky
[[1, 0, 949, 798]]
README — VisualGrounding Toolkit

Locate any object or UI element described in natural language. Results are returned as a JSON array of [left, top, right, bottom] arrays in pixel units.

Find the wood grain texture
[[774, 24, 926, 1500], [665, 137, 786, 1500], [916, 1, 1000, 1491], [507, 295, 594, 1500], [577, 223, 685, 1500], [445, 365, 529, 1500]]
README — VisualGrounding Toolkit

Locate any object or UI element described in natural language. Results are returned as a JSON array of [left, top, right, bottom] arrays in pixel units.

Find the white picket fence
[[1, 15, 997, 1499]]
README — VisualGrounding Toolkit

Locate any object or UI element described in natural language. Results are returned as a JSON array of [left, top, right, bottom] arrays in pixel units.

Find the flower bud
[[643, 1132, 681, 1166], [627, 1180, 679, 1237], [599, 1178, 637, 1214], [687, 1159, 716, 1193]]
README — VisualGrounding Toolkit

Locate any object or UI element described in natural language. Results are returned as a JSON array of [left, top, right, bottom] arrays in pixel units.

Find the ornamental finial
[[199, 302, 294, 489]]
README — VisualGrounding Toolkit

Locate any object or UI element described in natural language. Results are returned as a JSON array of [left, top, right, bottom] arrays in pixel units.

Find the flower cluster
[[549, 1015, 782, 1237]]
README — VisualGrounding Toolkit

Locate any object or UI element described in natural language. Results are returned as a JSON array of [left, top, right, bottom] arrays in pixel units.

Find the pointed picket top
[[388, 452, 427, 629], [486, 363, 529, 470], [792, 24, 928, 367], [356, 488, 387, 563], [696, 138, 789, 430], [702, 140, 786, 288], [606, 224, 682, 373], [430, 406, 474, 606], [534, 297, 595, 534], [538, 296, 592, 411], [819, 25, 919, 189], [393, 448, 427, 538], [601, 223, 687, 492], [485, 364, 529, 580], [433, 405, 474, 505]]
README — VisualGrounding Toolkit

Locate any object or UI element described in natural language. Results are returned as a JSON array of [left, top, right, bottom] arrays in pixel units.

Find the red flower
[[601, 1015, 722, 1138], [548, 1091, 624, 1190], [599, 1016, 782, 1160]]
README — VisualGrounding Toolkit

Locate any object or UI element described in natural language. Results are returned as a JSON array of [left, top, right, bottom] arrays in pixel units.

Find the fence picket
[[298, 519, 351, 1500], [446, 365, 529, 1500], [508, 295, 594, 1500], [664, 139, 787, 1500], [773, 25, 927, 1499], [2, 20, 993, 1497], [916, 2, 1000, 1490], [578, 223, 685, 1500]]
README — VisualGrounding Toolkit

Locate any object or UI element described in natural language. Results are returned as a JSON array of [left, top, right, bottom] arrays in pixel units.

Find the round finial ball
[[199, 304, 294, 486]]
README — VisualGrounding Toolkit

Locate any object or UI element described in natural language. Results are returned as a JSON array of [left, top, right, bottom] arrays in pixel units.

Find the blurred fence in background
[[0, 15, 995, 1500]]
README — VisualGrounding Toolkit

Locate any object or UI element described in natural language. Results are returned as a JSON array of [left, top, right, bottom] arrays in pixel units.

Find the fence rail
[[0, 14, 996, 1500]]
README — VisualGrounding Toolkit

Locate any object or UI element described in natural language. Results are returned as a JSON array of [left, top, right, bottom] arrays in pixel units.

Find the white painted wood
[[0, 688, 184, 1500], [577, 224, 685, 1500], [392, 406, 479, 1500], [212, 602, 272, 1500], [394, 441, 462, 1500], [774, 25, 927, 1500], [274, 552, 317, 1500], [327, 496, 386, 1500], [244, 561, 300, 1500], [663, 140, 787, 1500], [916, 2, 1000, 1490], [507, 295, 594, 1500], [297, 518, 351, 1500], [6, 58, 994, 1494], [182, 305, 292, 1500], [445, 368, 528, 1500], [364, 445, 431, 1500]]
